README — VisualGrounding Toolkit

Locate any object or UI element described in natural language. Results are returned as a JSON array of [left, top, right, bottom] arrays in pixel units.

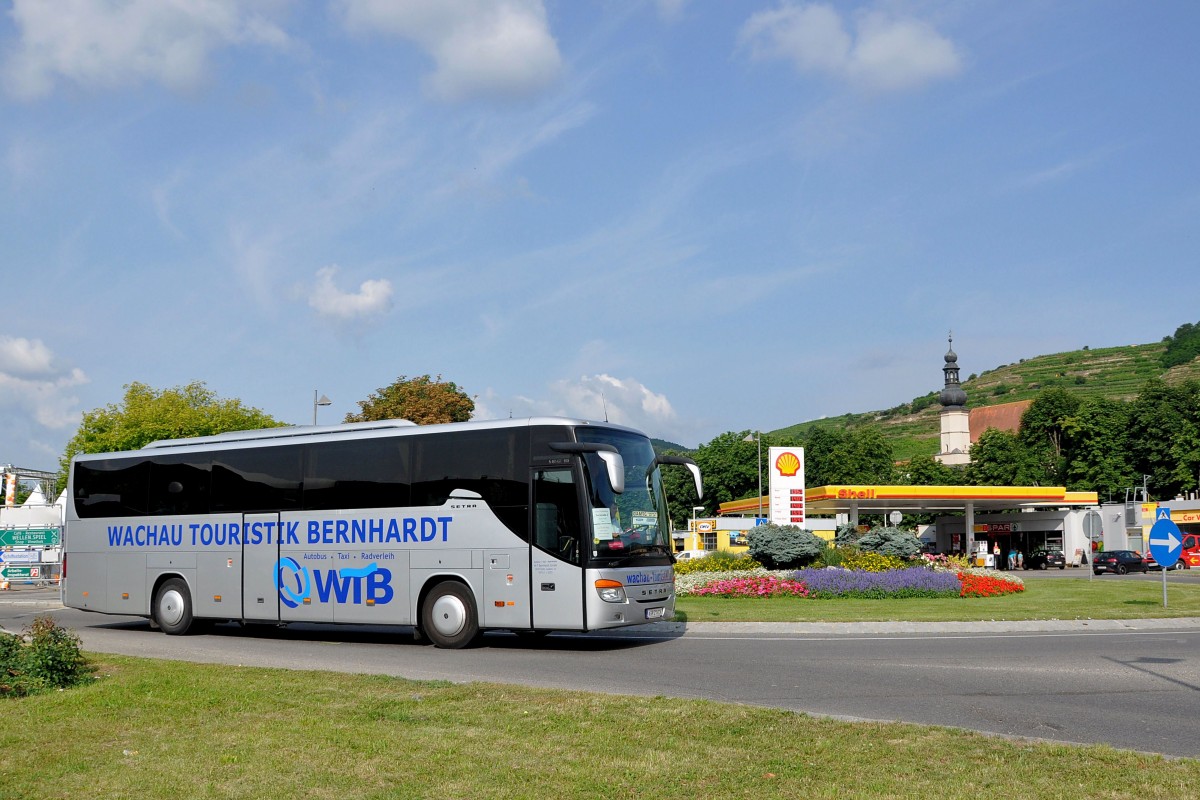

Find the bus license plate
[[645, 607, 665, 620]]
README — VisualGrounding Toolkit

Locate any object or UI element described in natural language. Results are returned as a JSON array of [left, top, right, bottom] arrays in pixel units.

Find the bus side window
[[149, 455, 211, 515], [74, 458, 151, 518], [212, 446, 302, 513], [303, 438, 410, 511]]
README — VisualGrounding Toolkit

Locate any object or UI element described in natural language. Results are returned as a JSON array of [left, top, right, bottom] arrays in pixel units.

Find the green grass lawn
[[1, 655, 1196, 799], [676, 575, 1200, 623]]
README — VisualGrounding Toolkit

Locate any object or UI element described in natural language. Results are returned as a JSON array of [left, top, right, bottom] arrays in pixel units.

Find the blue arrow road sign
[[1149, 508, 1183, 568]]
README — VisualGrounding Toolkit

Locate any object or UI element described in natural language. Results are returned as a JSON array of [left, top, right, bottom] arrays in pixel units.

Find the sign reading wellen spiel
[[768, 447, 805, 526]]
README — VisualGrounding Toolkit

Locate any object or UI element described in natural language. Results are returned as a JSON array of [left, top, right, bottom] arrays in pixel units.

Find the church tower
[[935, 334, 971, 466]]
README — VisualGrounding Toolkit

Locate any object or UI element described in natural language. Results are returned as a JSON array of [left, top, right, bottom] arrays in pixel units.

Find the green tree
[[841, 427, 895, 484], [688, 431, 761, 512], [801, 427, 844, 487], [59, 381, 281, 487], [1169, 381, 1200, 495], [966, 428, 1038, 486], [1126, 379, 1195, 499], [1063, 398, 1133, 499], [346, 375, 474, 425], [903, 453, 964, 486], [1161, 320, 1200, 369], [800, 426, 893, 485], [1019, 388, 1082, 484]]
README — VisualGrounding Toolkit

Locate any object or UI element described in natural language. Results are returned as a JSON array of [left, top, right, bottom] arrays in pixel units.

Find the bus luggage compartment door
[[242, 513, 280, 623]]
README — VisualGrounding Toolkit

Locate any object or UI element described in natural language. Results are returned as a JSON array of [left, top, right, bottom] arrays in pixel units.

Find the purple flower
[[794, 567, 960, 599]]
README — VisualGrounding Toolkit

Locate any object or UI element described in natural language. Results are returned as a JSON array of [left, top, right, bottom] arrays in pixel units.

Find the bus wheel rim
[[159, 589, 186, 627], [430, 594, 467, 637]]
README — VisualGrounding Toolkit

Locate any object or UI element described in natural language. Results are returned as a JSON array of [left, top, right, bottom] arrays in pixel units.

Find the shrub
[[0, 616, 93, 697], [674, 551, 761, 574], [0, 633, 41, 697], [833, 524, 860, 548], [837, 550, 907, 572], [923, 552, 972, 571], [747, 524, 827, 569], [817, 547, 844, 568], [856, 526, 922, 559]]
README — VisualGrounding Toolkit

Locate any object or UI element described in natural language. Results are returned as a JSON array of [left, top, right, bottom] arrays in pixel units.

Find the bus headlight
[[594, 578, 626, 603]]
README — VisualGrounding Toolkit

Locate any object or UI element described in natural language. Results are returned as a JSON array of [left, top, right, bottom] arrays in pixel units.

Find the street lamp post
[[743, 431, 763, 521], [313, 390, 332, 425], [692, 505, 704, 549]]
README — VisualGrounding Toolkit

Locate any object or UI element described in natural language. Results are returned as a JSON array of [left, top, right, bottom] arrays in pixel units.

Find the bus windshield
[[575, 427, 672, 564]]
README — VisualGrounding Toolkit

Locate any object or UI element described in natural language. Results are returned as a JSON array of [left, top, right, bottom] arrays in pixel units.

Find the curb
[[613, 617, 1200, 636]]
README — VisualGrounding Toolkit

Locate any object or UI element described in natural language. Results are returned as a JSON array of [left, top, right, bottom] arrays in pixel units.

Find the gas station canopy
[[720, 485, 1098, 517]]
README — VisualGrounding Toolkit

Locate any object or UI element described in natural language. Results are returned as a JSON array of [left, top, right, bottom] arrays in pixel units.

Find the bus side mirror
[[597, 451, 625, 494], [652, 455, 703, 500], [549, 442, 625, 495]]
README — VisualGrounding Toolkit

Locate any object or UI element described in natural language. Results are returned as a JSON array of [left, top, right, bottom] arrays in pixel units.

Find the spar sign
[[768, 447, 805, 526]]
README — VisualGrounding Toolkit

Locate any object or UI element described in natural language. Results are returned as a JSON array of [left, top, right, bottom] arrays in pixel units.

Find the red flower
[[957, 572, 1025, 598]]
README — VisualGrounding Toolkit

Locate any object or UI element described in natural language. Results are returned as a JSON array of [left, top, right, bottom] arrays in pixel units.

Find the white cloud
[[308, 265, 394, 320], [738, 3, 961, 92], [0, 335, 55, 376], [3, 0, 291, 99], [337, 0, 562, 102], [656, 0, 689, 22], [0, 336, 88, 432], [475, 374, 680, 438]]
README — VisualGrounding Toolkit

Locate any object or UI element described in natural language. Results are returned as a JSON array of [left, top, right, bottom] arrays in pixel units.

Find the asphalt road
[[4, 579, 1200, 759]]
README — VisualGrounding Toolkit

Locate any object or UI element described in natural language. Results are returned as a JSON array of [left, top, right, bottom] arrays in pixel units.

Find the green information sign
[[0, 528, 60, 547], [0, 565, 42, 579]]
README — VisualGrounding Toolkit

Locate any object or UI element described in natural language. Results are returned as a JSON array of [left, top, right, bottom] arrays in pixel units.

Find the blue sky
[[2, 1, 1198, 470]]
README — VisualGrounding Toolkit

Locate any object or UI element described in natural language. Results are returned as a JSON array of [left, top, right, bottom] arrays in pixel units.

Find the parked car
[[1024, 549, 1066, 570], [674, 550, 709, 561], [1093, 550, 1149, 575], [1143, 553, 1188, 571]]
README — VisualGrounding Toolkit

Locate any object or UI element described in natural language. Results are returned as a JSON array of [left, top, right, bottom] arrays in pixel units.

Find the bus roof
[[78, 416, 644, 459]]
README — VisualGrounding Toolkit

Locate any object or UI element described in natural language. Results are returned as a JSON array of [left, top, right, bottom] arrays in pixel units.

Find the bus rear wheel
[[154, 577, 194, 635], [421, 581, 479, 649]]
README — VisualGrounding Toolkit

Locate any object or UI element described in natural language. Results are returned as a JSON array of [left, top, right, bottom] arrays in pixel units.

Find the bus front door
[[530, 467, 585, 631], [242, 513, 280, 623]]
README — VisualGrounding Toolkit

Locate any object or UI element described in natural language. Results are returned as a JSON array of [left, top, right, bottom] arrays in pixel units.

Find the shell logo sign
[[775, 451, 801, 477], [768, 447, 805, 526]]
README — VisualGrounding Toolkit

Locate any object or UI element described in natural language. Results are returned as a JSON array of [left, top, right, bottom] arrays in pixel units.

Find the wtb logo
[[274, 558, 394, 608]]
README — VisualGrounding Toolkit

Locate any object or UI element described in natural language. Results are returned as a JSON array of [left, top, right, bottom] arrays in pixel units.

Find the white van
[[675, 550, 709, 561]]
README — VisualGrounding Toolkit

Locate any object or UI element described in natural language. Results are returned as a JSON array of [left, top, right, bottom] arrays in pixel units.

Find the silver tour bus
[[62, 417, 702, 648]]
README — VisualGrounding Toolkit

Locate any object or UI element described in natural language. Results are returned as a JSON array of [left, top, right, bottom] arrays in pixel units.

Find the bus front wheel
[[421, 581, 479, 649], [154, 577, 194, 635]]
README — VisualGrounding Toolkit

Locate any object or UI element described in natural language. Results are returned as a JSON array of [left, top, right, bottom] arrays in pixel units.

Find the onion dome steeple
[[938, 332, 968, 409]]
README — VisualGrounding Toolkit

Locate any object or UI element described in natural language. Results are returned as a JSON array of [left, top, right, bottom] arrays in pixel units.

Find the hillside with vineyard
[[772, 339, 1200, 462]]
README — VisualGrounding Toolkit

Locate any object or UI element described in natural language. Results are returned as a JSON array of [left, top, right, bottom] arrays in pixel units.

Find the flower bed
[[958, 570, 1026, 598], [676, 566, 1025, 599], [690, 574, 810, 598], [795, 566, 961, 599]]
